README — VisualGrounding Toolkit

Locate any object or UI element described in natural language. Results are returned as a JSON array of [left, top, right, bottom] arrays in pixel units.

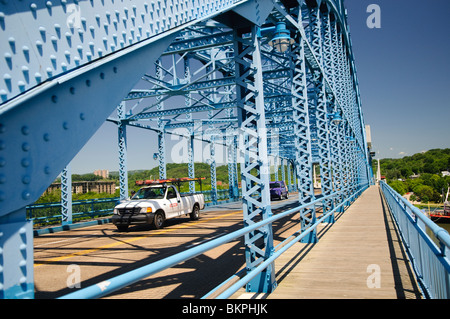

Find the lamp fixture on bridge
[[346, 136, 356, 143], [268, 22, 294, 53], [331, 112, 342, 125]]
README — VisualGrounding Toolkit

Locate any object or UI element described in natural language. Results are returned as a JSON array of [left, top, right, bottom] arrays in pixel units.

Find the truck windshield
[[132, 187, 165, 199], [270, 183, 280, 189]]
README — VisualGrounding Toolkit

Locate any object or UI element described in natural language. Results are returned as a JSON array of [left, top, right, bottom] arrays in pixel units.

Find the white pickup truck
[[112, 184, 205, 231]]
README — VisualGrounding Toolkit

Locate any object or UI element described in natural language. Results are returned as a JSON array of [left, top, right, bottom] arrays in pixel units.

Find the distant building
[[46, 181, 116, 195], [94, 169, 109, 179]]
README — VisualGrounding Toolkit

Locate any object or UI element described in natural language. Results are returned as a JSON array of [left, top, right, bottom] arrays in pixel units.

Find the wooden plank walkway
[[237, 185, 423, 299]]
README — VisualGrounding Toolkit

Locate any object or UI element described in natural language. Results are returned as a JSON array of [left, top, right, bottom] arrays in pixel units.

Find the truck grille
[[118, 207, 140, 215]]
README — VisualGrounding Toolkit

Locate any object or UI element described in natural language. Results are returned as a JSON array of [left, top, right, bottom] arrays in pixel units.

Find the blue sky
[[70, 0, 450, 174], [345, 0, 450, 160]]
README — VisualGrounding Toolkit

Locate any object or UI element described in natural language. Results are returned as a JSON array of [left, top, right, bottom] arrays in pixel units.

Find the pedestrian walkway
[[260, 185, 423, 299]]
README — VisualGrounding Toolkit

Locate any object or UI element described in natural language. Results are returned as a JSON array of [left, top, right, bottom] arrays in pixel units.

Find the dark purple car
[[270, 181, 289, 200]]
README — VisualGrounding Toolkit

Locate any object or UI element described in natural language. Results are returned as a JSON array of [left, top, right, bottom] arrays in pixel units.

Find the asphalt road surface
[[34, 196, 302, 299]]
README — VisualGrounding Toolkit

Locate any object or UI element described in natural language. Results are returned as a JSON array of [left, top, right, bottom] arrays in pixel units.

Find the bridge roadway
[[34, 186, 423, 299], [33, 196, 302, 299]]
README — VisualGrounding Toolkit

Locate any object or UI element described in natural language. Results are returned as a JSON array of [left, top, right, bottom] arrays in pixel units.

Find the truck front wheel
[[153, 211, 165, 229], [190, 204, 200, 221]]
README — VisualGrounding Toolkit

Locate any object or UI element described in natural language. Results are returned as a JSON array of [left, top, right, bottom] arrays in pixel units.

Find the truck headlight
[[140, 207, 152, 213]]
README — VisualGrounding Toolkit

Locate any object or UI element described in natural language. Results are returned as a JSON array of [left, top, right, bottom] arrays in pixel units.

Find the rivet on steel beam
[[77, 45, 83, 57], [8, 37, 15, 53], [22, 176, 30, 185], [89, 26, 95, 38], [64, 50, 71, 63], [54, 24, 61, 38], [51, 36, 58, 51], [18, 81, 26, 92], [22, 191, 30, 200], [21, 158, 30, 168], [22, 46, 30, 62], [21, 126, 29, 136], [39, 27, 47, 42], [65, 32, 72, 47], [35, 72, 42, 83], [50, 55, 57, 69], [78, 29, 84, 42], [36, 41, 43, 56]]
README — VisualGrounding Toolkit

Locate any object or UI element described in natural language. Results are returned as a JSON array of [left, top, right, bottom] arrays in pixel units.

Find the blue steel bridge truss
[[0, 0, 373, 298]]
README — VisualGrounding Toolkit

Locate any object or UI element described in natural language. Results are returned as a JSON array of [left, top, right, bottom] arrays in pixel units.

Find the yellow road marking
[[34, 210, 242, 268]]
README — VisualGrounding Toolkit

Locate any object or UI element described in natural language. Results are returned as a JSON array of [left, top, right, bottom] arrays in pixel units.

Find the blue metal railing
[[59, 184, 368, 299], [26, 190, 234, 226], [27, 198, 119, 226], [380, 181, 450, 299]]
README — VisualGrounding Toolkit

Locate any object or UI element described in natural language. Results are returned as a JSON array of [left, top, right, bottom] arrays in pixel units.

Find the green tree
[[389, 180, 407, 195], [413, 184, 435, 202]]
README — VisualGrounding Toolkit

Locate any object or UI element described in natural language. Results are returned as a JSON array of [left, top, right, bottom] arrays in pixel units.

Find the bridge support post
[[290, 32, 317, 244], [118, 103, 129, 200], [234, 26, 276, 293], [0, 209, 34, 299], [61, 164, 73, 225], [184, 57, 196, 194]]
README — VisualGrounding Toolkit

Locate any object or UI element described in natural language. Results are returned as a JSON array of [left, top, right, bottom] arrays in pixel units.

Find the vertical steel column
[[310, 6, 333, 215], [281, 158, 286, 186], [234, 26, 276, 293], [290, 32, 317, 243], [60, 164, 72, 225], [207, 59, 218, 205], [184, 57, 196, 193], [274, 157, 279, 181], [156, 59, 167, 180], [227, 130, 239, 201], [0, 207, 34, 298], [287, 160, 292, 192], [117, 102, 129, 200]]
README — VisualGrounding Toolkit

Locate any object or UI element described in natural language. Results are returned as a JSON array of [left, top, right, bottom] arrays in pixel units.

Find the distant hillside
[[110, 163, 241, 193], [379, 148, 450, 180]]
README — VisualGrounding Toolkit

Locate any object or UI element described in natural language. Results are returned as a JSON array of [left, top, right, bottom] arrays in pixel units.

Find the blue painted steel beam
[[234, 24, 276, 293]]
